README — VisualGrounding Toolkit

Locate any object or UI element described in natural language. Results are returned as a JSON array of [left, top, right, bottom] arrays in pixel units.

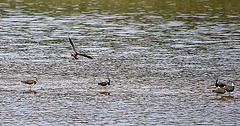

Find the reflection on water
[[22, 90, 37, 95], [213, 96, 235, 102], [99, 91, 111, 96], [0, 0, 240, 125]]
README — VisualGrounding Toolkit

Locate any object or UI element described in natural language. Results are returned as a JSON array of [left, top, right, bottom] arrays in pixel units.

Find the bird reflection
[[222, 95, 234, 99], [99, 91, 110, 96], [213, 95, 234, 101], [23, 90, 37, 94], [214, 97, 227, 101]]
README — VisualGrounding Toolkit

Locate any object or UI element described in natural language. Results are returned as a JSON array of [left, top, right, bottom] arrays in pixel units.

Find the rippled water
[[0, 0, 240, 125]]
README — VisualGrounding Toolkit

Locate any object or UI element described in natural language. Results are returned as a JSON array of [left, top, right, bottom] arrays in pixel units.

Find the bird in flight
[[68, 37, 93, 59]]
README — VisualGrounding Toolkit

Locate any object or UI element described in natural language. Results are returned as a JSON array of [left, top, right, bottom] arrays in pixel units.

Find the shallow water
[[0, 0, 240, 125]]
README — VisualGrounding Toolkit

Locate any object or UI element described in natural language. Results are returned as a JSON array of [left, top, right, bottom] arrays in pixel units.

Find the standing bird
[[21, 77, 37, 90], [68, 37, 93, 59], [98, 78, 110, 91], [215, 79, 226, 88], [212, 87, 226, 95], [225, 83, 234, 96]]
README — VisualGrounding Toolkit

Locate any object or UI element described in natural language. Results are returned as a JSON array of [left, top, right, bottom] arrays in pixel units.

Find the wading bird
[[225, 83, 234, 96], [212, 87, 226, 95], [98, 78, 110, 91], [68, 37, 93, 59], [215, 79, 226, 88], [21, 77, 37, 90]]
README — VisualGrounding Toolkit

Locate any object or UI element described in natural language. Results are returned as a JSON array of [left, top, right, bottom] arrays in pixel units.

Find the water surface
[[0, 0, 240, 125]]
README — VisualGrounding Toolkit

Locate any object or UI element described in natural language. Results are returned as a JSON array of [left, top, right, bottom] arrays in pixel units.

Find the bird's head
[[108, 78, 111, 84]]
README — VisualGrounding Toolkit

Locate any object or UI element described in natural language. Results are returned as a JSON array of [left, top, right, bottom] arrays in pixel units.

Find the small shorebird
[[225, 83, 234, 96], [212, 87, 226, 95], [98, 78, 110, 91], [21, 77, 37, 90], [68, 37, 93, 59], [215, 79, 226, 88]]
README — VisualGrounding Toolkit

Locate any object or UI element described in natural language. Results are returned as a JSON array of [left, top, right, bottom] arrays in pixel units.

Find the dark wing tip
[[68, 37, 77, 52], [68, 37, 73, 44], [77, 53, 93, 59], [87, 56, 94, 59]]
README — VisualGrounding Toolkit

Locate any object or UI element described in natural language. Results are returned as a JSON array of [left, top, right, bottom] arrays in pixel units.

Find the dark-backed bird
[[21, 77, 37, 90], [68, 37, 93, 59], [98, 78, 110, 91], [212, 87, 226, 95], [225, 83, 234, 96], [215, 79, 226, 88]]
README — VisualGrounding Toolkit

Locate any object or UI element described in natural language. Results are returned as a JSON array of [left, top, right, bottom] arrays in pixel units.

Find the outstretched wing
[[76, 53, 93, 59], [69, 37, 93, 59], [68, 37, 77, 53]]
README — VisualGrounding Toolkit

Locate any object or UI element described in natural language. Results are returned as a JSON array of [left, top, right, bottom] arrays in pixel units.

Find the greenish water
[[0, 0, 240, 125]]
